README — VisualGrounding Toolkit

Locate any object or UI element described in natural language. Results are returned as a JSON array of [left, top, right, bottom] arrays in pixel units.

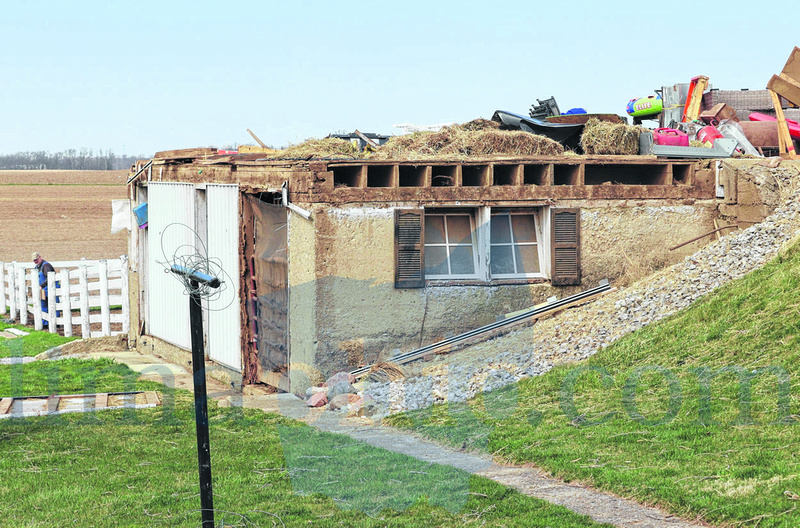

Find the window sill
[[425, 277, 550, 287]]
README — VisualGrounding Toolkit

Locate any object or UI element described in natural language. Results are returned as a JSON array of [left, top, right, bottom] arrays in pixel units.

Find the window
[[490, 212, 542, 278], [395, 206, 574, 288], [424, 212, 479, 279]]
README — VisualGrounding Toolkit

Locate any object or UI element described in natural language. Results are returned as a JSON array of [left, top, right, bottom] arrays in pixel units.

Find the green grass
[[0, 359, 609, 527], [387, 240, 800, 527], [0, 321, 78, 358]]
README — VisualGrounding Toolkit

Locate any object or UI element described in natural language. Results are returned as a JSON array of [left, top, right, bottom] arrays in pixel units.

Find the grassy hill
[[388, 237, 800, 527]]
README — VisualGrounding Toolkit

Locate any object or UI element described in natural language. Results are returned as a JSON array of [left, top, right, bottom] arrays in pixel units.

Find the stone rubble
[[362, 168, 800, 417]]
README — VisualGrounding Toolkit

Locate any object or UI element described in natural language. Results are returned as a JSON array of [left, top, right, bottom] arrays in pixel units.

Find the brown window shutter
[[551, 208, 581, 286], [395, 209, 425, 288]]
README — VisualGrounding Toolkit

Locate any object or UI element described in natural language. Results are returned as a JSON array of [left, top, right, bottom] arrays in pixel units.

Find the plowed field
[[0, 170, 126, 185], [0, 170, 129, 262]]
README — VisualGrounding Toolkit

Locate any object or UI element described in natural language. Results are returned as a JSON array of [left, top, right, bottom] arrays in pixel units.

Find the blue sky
[[2, 1, 797, 157]]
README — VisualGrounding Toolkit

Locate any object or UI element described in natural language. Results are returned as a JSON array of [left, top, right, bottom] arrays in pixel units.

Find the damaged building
[[125, 149, 776, 392]]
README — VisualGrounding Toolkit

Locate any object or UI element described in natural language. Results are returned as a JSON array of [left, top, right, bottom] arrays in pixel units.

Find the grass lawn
[[387, 241, 800, 527], [0, 354, 609, 527], [0, 321, 79, 358]]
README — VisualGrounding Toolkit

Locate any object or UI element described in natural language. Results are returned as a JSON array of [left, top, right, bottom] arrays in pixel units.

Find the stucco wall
[[306, 207, 563, 379], [284, 200, 718, 384], [287, 209, 322, 389], [580, 201, 718, 285]]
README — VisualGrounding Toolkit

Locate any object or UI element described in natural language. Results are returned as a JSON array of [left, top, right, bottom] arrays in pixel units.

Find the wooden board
[[768, 75, 800, 108], [153, 148, 217, 160], [95, 393, 109, 409], [770, 90, 798, 159], [0, 391, 160, 419]]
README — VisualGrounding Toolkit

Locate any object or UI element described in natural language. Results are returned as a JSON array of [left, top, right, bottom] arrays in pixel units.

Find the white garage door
[[146, 182, 195, 349], [206, 184, 242, 371]]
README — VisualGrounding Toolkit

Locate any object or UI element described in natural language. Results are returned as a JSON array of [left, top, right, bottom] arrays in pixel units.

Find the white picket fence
[[0, 257, 129, 338]]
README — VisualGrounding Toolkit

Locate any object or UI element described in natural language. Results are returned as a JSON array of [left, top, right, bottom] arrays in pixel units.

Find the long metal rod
[[351, 280, 611, 376], [189, 282, 215, 528], [125, 160, 152, 185], [669, 225, 737, 251]]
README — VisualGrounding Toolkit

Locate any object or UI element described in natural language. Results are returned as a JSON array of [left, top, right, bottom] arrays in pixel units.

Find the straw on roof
[[277, 137, 361, 159], [580, 118, 642, 155], [371, 122, 563, 159]]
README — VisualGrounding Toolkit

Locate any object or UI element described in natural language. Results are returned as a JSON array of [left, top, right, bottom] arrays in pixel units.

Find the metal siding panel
[[206, 185, 242, 371], [147, 183, 195, 349]]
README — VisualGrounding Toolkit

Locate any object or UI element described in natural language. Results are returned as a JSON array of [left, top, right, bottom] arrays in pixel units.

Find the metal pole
[[189, 281, 215, 528], [669, 225, 738, 251]]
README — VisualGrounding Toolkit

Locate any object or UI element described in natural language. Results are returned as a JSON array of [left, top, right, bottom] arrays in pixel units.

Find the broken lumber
[[153, 147, 217, 160]]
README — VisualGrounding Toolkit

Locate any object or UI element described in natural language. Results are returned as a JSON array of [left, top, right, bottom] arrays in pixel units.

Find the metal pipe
[[189, 283, 215, 528], [669, 225, 738, 251], [170, 265, 222, 288], [351, 280, 611, 376]]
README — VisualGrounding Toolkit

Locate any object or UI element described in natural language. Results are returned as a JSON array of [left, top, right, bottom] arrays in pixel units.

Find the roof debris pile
[[579, 118, 643, 155], [370, 120, 564, 159], [151, 47, 800, 163]]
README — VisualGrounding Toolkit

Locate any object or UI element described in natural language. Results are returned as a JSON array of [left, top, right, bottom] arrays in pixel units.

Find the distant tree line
[[0, 149, 145, 170]]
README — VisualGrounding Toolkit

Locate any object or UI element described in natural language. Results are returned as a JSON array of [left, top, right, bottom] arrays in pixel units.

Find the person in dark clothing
[[33, 252, 56, 324]]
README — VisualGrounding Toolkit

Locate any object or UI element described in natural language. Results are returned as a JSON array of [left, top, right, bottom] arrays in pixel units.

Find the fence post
[[99, 260, 111, 337], [8, 262, 17, 321], [17, 266, 27, 326], [121, 255, 130, 335], [60, 268, 72, 337], [47, 271, 56, 334], [79, 265, 90, 339], [0, 262, 6, 316], [31, 269, 43, 331]]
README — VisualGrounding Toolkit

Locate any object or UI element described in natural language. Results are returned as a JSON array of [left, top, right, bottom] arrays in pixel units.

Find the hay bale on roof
[[580, 118, 642, 155]]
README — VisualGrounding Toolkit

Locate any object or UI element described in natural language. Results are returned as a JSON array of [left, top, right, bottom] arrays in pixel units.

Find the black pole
[[189, 281, 215, 528]]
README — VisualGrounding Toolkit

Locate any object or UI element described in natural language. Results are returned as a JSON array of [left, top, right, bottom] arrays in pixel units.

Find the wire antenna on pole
[[158, 222, 235, 310], [158, 222, 230, 528]]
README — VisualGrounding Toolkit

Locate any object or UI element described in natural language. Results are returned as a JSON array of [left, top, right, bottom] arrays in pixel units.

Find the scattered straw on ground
[[276, 138, 361, 160], [580, 118, 642, 155], [366, 362, 405, 383], [371, 122, 563, 159]]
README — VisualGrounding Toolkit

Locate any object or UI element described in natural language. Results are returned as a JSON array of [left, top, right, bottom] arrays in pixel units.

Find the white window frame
[[424, 210, 481, 280], [489, 207, 545, 279], [489, 209, 547, 279], [421, 206, 550, 282]]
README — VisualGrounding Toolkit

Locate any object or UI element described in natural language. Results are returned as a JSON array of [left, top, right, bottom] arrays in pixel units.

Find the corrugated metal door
[[206, 184, 242, 371], [147, 182, 195, 349]]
